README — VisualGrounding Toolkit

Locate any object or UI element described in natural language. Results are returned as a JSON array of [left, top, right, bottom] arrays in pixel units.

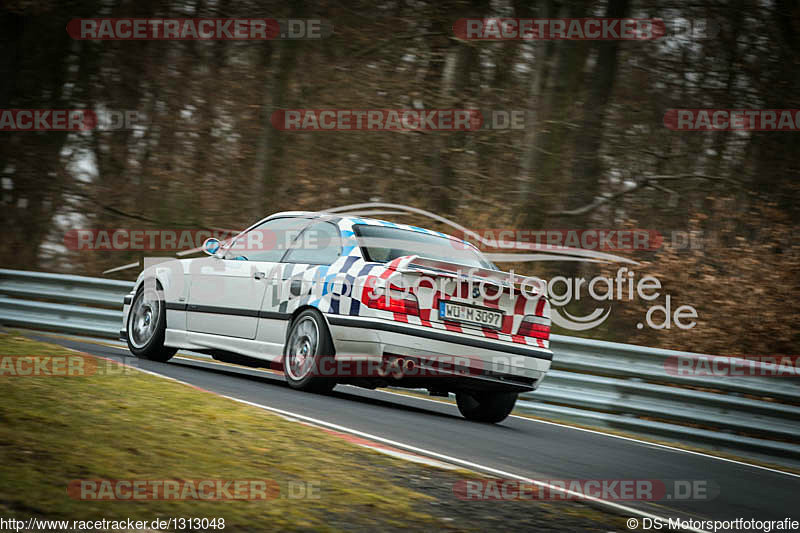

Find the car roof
[[265, 211, 473, 247]]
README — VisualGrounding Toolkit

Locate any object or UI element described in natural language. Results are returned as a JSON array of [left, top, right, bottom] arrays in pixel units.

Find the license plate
[[439, 301, 503, 329]]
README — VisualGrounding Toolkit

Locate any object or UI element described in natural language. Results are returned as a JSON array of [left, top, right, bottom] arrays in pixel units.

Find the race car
[[121, 211, 552, 423]]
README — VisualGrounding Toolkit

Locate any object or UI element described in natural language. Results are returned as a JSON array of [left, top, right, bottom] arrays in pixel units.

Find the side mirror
[[203, 237, 221, 257]]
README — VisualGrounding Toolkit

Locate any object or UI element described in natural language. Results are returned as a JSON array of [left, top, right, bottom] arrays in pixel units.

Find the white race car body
[[121, 212, 552, 395]]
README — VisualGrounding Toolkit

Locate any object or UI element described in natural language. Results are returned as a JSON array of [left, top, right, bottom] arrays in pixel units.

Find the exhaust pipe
[[389, 358, 404, 379], [377, 358, 390, 377], [402, 358, 415, 374]]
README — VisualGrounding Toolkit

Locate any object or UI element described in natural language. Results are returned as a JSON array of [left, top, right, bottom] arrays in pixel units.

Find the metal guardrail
[[0, 269, 133, 338], [1, 268, 799, 466]]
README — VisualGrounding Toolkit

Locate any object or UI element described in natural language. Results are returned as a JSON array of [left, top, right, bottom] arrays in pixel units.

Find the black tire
[[283, 309, 336, 393], [126, 282, 177, 362], [456, 391, 518, 423]]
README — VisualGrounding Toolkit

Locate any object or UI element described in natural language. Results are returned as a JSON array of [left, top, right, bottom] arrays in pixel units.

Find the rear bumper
[[327, 315, 552, 392]]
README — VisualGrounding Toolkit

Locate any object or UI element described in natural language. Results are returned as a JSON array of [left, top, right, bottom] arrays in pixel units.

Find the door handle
[[254, 271, 266, 280]]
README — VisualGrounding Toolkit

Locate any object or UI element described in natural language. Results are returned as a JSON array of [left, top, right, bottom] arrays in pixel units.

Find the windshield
[[353, 224, 494, 269]]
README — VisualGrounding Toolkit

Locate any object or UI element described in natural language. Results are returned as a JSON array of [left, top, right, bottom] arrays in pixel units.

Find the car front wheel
[[456, 391, 518, 423], [126, 282, 176, 362]]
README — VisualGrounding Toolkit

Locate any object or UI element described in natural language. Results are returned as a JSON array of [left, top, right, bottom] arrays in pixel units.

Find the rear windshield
[[353, 224, 493, 269]]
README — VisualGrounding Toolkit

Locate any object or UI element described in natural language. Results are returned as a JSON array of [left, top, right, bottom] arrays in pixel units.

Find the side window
[[224, 217, 310, 262], [283, 221, 342, 265]]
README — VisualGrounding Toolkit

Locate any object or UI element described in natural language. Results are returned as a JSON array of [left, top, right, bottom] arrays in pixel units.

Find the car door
[[259, 219, 344, 346], [186, 217, 311, 339]]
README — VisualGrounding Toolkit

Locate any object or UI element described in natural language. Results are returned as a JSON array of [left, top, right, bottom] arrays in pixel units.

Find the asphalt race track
[[29, 333, 799, 530]]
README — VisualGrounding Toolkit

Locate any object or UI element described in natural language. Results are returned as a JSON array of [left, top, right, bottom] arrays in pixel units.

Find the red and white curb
[[306, 423, 457, 469]]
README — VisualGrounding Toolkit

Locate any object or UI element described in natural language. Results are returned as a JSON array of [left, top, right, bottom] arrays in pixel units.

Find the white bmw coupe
[[122, 212, 552, 423]]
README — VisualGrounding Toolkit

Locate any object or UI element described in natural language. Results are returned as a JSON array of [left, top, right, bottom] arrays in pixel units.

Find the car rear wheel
[[456, 391, 518, 423], [126, 282, 176, 362], [283, 310, 336, 394]]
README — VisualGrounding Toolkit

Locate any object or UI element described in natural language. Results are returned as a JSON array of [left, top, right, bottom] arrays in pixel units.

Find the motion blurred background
[[1, 0, 797, 354]]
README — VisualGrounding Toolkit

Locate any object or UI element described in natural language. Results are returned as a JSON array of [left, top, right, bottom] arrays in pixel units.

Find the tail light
[[366, 287, 419, 316], [517, 315, 550, 340]]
